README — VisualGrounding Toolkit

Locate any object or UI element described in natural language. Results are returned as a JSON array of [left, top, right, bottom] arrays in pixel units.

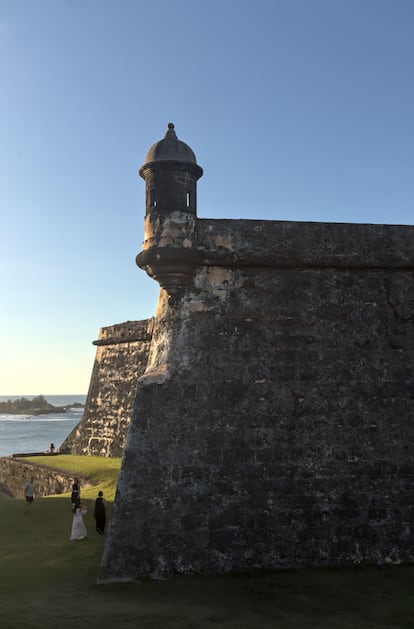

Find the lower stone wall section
[[99, 246, 414, 581], [0, 456, 92, 498]]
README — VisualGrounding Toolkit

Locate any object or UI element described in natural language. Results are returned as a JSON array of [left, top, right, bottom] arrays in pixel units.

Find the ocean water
[[0, 395, 86, 457]]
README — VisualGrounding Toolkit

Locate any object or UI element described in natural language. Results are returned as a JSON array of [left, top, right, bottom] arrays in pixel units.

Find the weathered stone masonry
[[62, 319, 153, 457], [96, 124, 414, 582], [0, 456, 93, 498]]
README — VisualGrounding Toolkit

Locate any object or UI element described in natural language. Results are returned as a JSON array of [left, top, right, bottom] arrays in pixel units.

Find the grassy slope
[[22, 453, 123, 500], [0, 456, 413, 628]]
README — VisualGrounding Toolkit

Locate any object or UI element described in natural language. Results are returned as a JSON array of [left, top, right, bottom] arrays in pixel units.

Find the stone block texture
[[98, 219, 414, 581], [0, 456, 92, 498], [62, 319, 153, 457]]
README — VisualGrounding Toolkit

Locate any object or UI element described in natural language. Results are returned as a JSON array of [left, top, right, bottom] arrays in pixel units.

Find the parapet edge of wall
[[93, 318, 154, 346], [196, 219, 414, 269]]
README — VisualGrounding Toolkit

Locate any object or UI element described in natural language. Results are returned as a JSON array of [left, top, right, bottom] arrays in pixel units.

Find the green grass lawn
[[22, 453, 123, 501], [1, 456, 414, 628]]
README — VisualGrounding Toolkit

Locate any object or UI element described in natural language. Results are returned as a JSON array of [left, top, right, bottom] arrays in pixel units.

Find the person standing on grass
[[24, 477, 35, 512], [71, 478, 80, 512], [93, 491, 106, 535], [70, 503, 88, 540]]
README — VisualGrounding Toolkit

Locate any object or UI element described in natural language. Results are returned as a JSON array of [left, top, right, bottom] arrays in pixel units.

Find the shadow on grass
[[1, 487, 413, 628]]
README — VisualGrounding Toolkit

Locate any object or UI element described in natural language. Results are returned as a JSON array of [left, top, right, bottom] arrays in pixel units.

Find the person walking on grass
[[93, 491, 106, 535], [24, 477, 35, 512], [70, 503, 88, 540]]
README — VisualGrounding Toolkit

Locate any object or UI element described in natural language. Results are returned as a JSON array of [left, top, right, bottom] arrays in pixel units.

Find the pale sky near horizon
[[0, 0, 413, 395]]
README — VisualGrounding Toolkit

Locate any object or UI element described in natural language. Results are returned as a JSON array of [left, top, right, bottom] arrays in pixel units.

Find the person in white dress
[[70, 504, 87, 540]]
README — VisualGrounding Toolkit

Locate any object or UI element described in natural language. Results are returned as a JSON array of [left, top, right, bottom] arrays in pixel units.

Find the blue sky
[[0, 0, 413, 394]]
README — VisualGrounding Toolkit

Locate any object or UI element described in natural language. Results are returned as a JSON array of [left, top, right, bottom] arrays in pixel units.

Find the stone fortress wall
[[94, 124, 414, 582], [0, 456, 92, 498], [61, 319, 153, 457]]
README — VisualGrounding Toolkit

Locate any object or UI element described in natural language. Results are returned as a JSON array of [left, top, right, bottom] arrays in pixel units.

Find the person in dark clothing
[[71, 478, 80, 513], [93, 491, 106, 534]]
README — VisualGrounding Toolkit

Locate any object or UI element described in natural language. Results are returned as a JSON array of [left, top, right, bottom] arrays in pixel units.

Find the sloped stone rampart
[[61, 319, 154, 457], [99, 219, 414, 581], [0, 456, 93, 498]]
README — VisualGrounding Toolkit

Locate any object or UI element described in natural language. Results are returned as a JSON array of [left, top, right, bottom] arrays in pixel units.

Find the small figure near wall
[[71, 478, 80, 512], [49, 443, 55, 454], [70, 504, 87, 541], [93, 491, 106, 535], [24, 477, 35, 512]]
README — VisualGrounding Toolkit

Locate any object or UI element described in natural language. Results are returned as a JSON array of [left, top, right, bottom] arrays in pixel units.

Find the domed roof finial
[[142, 123, 201, 166], [164, 122, 177, 140]]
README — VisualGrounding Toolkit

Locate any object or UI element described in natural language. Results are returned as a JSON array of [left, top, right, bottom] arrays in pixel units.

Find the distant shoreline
[[0, 395, 84, 416]]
